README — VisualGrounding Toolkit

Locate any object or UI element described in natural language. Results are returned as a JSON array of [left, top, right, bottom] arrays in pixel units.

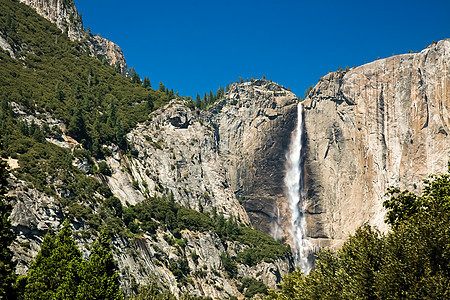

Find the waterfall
[[284, 102, 311, 274]]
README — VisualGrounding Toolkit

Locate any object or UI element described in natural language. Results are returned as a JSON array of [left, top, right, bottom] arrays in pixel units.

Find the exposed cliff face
[[115, 81, 299, 237], [302, 39, 450, 249], [119, 100, 250, 222], [19, 0, 128, 74], [212, 81, 298, 236]]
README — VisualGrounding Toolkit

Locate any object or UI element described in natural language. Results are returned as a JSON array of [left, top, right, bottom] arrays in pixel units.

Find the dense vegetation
[[267, 167, 450, 299], [0, 0, 172, 235], [0, 0, 175, 160], [0, 158, 16, 299], [18, 220, 122, 300]]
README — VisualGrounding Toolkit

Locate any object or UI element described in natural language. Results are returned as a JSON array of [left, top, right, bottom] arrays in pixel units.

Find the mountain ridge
[[18, 0, 128, 74]]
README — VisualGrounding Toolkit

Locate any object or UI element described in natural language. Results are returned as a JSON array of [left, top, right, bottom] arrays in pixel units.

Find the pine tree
[[0, 160, 16, 299], [68, 106, 87, 141], [143, 77, 151, 89], [159, 81, 165, 93], [196, 94, 201, 109], [77, 232, 123, 299], [132, 72, 141, 84], [24, 220, 83, 299], [55, 81, 64, 101], [107, 99, 118, 128], [116, 121, 127, 150], [146, 94, 154, 111]]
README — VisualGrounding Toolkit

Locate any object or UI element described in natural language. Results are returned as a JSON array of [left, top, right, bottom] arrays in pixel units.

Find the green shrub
[[97, 161, 111, 176], [238, 277, 268, 298], [220, 252, 237, 279]]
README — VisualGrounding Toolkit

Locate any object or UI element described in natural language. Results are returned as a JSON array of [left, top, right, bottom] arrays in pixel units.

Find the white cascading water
[[284, 102, 311, 274]]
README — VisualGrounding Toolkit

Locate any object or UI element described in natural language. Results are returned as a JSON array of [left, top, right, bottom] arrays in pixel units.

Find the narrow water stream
[[284, 102, 311, 274]]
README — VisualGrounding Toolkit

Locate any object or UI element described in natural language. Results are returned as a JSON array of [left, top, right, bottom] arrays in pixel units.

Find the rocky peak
[[210, 80, 299, 238], [110, 80, 301, 239], [19, 0, 84, 41], [19, 0, 128, 74]]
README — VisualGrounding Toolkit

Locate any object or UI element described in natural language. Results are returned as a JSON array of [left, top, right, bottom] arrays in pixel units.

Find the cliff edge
[[19, 0, 128, 74]]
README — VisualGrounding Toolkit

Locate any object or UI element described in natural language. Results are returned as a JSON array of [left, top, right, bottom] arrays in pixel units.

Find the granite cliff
[[210, 81, 298, 236], [302, 39, 450, 249]]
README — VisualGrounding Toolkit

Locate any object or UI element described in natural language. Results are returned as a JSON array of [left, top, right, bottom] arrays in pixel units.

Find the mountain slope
[[0, 0, 294, 298], [18, 0, 128, 74]]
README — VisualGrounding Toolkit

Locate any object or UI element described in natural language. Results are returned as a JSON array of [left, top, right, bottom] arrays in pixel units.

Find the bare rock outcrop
[[302, 39, 450, 249], [211, 81, 298, 236], [120, 99, 250, 222], [113, 80, 300, 234], [0, 34, 15, 57], [19, 0, 127, 74]]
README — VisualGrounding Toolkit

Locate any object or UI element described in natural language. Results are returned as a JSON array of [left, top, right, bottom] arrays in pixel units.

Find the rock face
[[302, 39, 450, 249], [0, 34, 15, 57], [19, 0, 128, 74], [211, 81, 298, 236], [119, 100, 250, 222], [111, 81, 299, 237]]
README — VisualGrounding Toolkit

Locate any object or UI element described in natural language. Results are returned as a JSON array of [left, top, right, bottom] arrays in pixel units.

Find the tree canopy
[[267, 167, 450, 299], [22, 221, 123, 299], [0, 159, 16, 299]]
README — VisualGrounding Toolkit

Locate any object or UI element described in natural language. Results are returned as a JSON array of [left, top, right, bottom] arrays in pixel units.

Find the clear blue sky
[[75, 0, 450, 99]]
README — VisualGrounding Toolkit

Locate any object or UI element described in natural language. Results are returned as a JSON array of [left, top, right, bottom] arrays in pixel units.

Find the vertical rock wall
[[212, 81, 298, 236], [302, 39, 450, 249]]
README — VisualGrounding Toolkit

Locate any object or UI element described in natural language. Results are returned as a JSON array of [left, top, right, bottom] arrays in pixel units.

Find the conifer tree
[[68, 106, 87, 141], [143, 77, 151, 89], [24, 220, 83, 299], [159, 81, 165, 93], [146, 94, 154, 111], [107, 99, 118, 128], [196, 94, 201, 109], [77, 232, 123, 299], [116, 121, 127, 150], [55, 81, 64, 101], [132, 72, 141, 84], [0, 160, 16, 299]]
